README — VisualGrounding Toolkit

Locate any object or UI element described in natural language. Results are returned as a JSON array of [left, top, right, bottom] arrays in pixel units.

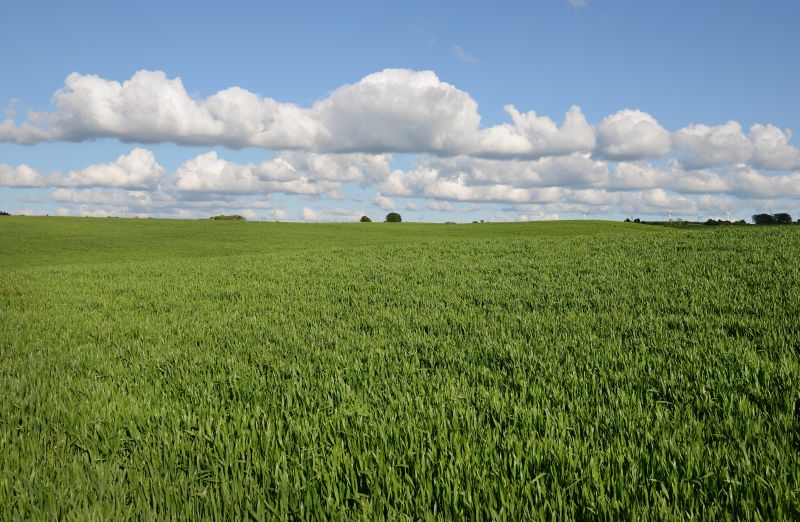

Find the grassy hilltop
[[1, 217, 798, 519]]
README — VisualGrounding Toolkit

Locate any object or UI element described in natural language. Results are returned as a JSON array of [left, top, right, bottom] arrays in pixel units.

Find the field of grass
[[1, 217, 798, 519]]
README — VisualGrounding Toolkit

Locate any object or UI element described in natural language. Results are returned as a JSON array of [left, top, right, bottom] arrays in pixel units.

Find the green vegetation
[[753, 213, 795, 225], [360, 215, 372, 223], [385, 212, 402, 222], [1, 217, 798, 519], [210, 214, 246, 221]]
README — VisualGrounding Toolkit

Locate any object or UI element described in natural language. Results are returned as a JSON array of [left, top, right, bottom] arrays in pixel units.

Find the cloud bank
[[2, 68, 795, 170], [2, 69, 799, 220]]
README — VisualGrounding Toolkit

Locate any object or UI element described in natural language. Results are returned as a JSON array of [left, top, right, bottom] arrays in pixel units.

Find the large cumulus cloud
[[2, 68, 799, 171]]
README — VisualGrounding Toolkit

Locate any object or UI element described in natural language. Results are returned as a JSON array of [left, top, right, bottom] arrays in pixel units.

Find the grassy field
[[1, 217, 798, 519]]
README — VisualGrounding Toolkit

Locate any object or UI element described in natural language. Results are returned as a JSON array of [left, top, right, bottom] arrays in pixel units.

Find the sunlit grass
[[1, 217, 798, 518]]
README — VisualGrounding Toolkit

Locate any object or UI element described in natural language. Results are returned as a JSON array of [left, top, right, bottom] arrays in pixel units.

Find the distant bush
[[385, 212, 402, 222], [210, 215, 246, 221], [360, 216, 372, 222], [774, 213, 793, 225], [634, 218, 641, 223], [0, 211, 10, 216]]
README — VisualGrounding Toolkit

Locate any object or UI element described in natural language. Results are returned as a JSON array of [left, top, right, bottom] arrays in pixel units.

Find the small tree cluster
[[385, 212, 402, 222], [0, 211, 10, 216], [752, 213, 793, 225], [360, 216, 372, 222], [210, 214, 246, 221]]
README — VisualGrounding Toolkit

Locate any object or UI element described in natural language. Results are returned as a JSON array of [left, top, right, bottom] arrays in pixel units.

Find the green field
[[1, 217, 798, 519]]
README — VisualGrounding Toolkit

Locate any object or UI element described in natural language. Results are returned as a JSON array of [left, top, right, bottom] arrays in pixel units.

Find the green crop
[[1, 217, 798, 519]]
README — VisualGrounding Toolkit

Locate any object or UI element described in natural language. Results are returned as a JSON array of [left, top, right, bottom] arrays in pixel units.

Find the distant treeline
[[626, 212, 798, 226]]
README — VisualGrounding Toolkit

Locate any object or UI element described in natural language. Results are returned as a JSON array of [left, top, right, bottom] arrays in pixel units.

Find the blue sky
[[1, 0, 799, 221]]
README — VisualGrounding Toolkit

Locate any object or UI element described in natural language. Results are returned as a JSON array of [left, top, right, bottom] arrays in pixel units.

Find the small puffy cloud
[[61, 148, 164, 189], [0, 163, 46, 187], [748, 124, 800, 170], [477, 105, 595, 158], [0, 115, 52, 144], [673, 121, 752, 169], [451, 45, 478, 63], [174, 151, 265, 193], [299, 207, 362, 222], [672, 121, 800, 171], [596, 109, 671, 160], [426, 200, 453, 211], [371, 193, 396, 210]]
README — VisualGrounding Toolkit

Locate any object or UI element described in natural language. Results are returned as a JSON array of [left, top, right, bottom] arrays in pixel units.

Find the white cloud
[[673, 121, 752, 169], [426, 200, 453, 211], [725, 165, 800, 198], [608, 161, 730, 194], [0, 163, 45, 187], [51, 188, 157, 206], [451, 45, 478, 64], [419, 153, 607, 188], [566, 0, 589, 7], [299, 206, 363, 222], [672, 121, 800, 171], [61, 148, 164, 189], [312, 69, 481, 154], [0, 148, 164, 189], [0, 115, 52, 145], [49, 71, 323, 148], [4, 68, 796, 175], [301, 207, 324, 221], [596, 109, 671, 160], [476, 106, 595, 158], [47, 186, 286, 219], [371, 193, 396, 210], [0, 69, 639, 161], [173, 151, 380, 195], [748, 124, 800, 170]]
